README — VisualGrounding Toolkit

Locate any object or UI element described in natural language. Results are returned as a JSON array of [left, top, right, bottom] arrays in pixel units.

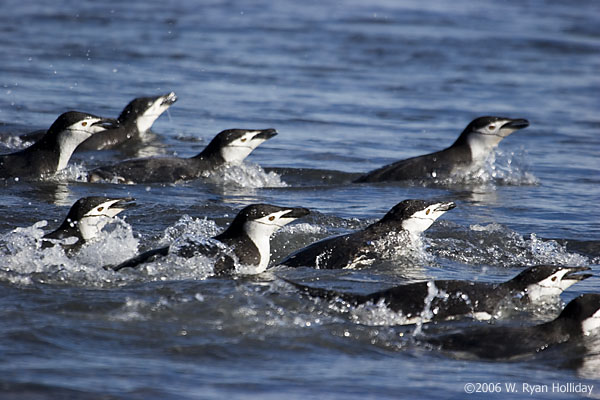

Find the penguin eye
[[240, 138, 247, 142], [82, 121, 88, 127], [426, 209, 431, 215], [268, 216, 275, 221], [488, 125, 496, 130], [551, 276, 557, 282], [97, 207, 104, 212]]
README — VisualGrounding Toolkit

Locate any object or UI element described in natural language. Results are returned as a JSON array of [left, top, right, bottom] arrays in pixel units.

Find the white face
[[468, 119, 514, 161], [525, 269, 572, 301], [243, 210, 300, 273], [65, 117, 107, 136], [582, 309, 600, 336], [401, 203, 451, 236], [220, 131, 268, 164], [136, 93, 175, 133], [56, 117, 107, 171], [78, 199, 126, 241]]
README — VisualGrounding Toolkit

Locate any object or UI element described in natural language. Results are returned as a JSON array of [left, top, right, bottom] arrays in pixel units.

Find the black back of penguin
[[88, 128, 277, 184], [355, 116, 529, 183], [423, 294, 600, 360], [278, 199, 455, 269], [283, 265, 591, 322]]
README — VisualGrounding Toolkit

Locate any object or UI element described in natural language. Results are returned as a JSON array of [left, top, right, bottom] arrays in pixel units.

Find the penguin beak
[[252, 129, 278, 140], [110, 197, 136, 211], [282, 207, 310, 219], [92, 118, 119, 130], [501, 118, 529, 131], [161, 92, 178, 106], [563, 266, 593, 282], [435, 202, 456, 212]]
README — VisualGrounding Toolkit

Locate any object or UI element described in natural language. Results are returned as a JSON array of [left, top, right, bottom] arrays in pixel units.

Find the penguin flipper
[[107, 246, 170, 272]]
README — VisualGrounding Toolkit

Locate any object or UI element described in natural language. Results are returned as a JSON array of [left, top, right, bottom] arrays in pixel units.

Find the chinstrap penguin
[[421, 293, 600, 360], [355, 116, 529, 183], [77, 92, 177, 151], [283, 265, 592, 323], [88, 128, 278, 184], [108, 204, 310, 275], [0, 111, 115, 179], [278, 199, 455, 269], [42, 196, 135, 250], [18, 92, 177, 151]]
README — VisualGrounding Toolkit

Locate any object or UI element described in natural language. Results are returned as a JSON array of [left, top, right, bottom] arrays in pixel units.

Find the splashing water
[[206, 163, 287, 188], [73, 219, 140, 267], [48, 163, 90, 183], [371, 230, 435, 266], [0, 218, 139, 287], [134, 252, 216, 282], [349, 299, 413, 326], [413, 281, 448, 335], [431, 148, 539, 187], [0, 134, 32, 150], [279, 222, 326, 236], [430, 223, 589, 268], [485, 148, 539, 186], [159, 215, 220, 246]]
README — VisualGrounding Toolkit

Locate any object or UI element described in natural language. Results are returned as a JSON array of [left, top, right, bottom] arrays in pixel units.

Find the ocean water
[[1, 0, 599, 398]]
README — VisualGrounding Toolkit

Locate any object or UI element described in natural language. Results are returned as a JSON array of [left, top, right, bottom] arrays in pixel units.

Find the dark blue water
[[1, 0, 599, 398]]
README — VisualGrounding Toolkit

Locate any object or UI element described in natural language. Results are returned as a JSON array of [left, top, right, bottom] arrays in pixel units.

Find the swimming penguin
[[355, 116, 529, 183], [283, 265, 592, 323], [278, 199, 455, 269], [77, 92, 177, 151], [19, 93, 177, 151], [422, 293, 600, 360], [42, 196, 135, 250], [88, 128, 278, 184], [108, 204, 310, 275], [0, 111, 115, 179]]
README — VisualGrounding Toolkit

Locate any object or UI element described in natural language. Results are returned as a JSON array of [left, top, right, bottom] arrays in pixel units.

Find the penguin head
[[509, 265, 592, 301], [457, 116, 529, 161], [118, 92, 178, 133], [234, 204, 310, 241], [49, 111, 116, 139], [378, 199, 455, 235], [217, 204, 310, 272], [47, 111, 117, 170], [556, 294, 600, 336], [66, 196, 136, 241], [209, 129, 278, 164]]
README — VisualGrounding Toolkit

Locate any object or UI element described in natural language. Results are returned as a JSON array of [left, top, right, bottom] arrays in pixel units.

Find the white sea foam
[[369, 230, 435, 266], [434, 148, 539, 186], [0, 134, 31, 150], [159, 215, 220, 246], [48, 163, 90, 183], [279, 222, 326, 235], [0, 217, 139, 287], [431, 223, 589, 267], [207, 163, 287, 188], [348, 299, 413, 326]]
